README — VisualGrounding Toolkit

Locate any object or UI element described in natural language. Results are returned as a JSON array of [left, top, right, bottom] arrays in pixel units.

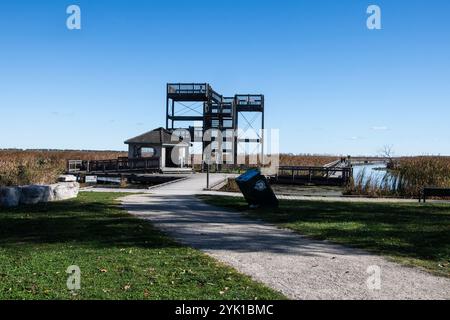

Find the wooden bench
[[419, 187, 450, 203]]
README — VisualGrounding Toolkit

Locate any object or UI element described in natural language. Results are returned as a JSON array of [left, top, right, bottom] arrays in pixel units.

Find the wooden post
[[120, 174, 126, 188]]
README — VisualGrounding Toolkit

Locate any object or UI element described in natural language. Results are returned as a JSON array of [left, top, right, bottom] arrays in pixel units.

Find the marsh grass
[[346, 157, 450, 198], [279, 154, 339, 167], [394, 157, 450, 197], [0, 150, 126, 186]]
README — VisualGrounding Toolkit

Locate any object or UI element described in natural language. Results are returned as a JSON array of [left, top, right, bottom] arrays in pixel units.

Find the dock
[[273, 166, 353, 186]]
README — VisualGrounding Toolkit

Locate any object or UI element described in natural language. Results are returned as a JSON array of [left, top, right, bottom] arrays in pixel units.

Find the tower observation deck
[[166, 83, 264, 165]]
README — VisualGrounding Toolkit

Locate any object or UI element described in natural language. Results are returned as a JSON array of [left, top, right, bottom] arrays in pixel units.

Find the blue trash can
[[235, 168, 278, 208]]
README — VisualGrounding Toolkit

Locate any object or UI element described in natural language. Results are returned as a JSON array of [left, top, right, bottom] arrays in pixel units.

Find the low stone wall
[[0, 182, 80, 208]]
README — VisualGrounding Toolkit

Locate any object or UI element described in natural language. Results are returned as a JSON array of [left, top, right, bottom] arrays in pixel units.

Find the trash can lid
[[236, 168, 260, 182]]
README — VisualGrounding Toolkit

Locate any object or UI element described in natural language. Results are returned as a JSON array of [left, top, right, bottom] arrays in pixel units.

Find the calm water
[[352, 163, 389, 185]]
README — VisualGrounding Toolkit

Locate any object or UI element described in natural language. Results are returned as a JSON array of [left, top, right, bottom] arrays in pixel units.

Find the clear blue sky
[[0, 0, 449, 156]]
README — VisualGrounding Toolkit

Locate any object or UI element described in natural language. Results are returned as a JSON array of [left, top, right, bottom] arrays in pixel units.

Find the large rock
[[0, 187, 21, 208], [50, 182, 79, 201], [58, 175, 77, 182], [19, 185, 53, 205], [0, 182, 80, 207]]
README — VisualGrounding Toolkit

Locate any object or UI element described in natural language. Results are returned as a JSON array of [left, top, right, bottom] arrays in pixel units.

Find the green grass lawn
[[200, 196, 450, 277], [0, 192, 285, 300]]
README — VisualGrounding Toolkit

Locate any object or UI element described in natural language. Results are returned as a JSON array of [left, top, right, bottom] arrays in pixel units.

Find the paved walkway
[[118, 173, 450, 300]]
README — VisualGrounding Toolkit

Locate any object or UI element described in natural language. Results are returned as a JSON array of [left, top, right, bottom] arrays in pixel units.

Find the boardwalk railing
[[274, 166, 353, 186], [67, 157, 160, 173]]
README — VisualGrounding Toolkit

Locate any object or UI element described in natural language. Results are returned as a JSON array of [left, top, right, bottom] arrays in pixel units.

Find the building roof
[[124, 127, 176, 145]]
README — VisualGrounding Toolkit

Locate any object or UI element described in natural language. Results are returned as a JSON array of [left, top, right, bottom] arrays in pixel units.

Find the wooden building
[[124, 127, 190, 169]]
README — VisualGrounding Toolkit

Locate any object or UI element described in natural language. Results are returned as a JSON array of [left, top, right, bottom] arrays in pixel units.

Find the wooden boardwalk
[[273, 166, 353, 186]]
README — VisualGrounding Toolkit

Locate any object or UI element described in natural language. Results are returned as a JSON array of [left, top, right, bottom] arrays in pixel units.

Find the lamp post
[[206, 160, 210, 189], [205, 153, 211, 189]]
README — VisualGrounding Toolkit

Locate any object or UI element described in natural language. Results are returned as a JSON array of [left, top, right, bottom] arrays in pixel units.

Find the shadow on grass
[[0, 193, 179, 250]]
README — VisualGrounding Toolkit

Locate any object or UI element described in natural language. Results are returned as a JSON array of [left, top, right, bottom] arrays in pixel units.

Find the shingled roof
[[124, 127, 175, 145]]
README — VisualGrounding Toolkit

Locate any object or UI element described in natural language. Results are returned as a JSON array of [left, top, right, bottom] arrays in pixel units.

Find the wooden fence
[[67, 157, 160, 173], [274, 166, 353, 186]]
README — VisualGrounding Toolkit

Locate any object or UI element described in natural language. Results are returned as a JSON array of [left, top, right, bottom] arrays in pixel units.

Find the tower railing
[[235, 94, 263, 106]]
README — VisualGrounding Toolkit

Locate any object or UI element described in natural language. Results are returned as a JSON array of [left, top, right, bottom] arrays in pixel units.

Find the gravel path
[[118, 174, 450, 300]]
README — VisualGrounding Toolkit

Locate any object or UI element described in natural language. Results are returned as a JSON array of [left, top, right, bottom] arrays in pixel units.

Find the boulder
[[19, 185, 53, 205], [0, 187, 21, 208], [50, 182, 80, 201], [58, 175, 77, 182], [1, 182, 79, 207]]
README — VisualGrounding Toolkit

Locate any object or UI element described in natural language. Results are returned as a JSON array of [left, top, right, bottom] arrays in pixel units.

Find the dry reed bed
[[279, 154, 340, 167], [346, 156, 450, 198], [394, 156, 450, 197], [0, 150, 126, 186]]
